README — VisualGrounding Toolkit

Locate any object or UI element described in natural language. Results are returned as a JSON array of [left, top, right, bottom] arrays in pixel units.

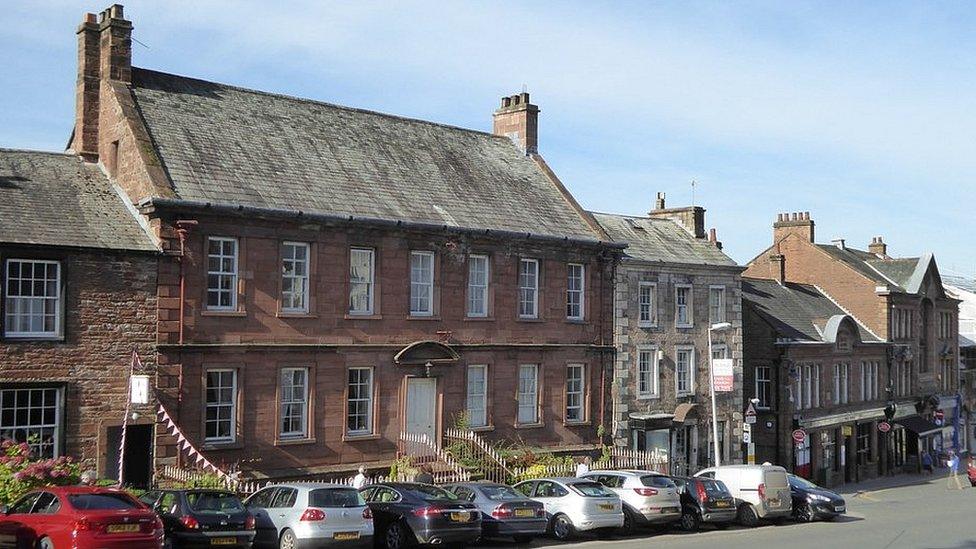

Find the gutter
[[139, 197, 628, 251], [157, 342, 618, 351]]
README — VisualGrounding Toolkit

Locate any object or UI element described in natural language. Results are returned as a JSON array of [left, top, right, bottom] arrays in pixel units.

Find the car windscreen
[[406, 485, 459, 503], [69, 493, 139, 510], [569, 482, 613, 497], [788, 475, 819, 490], [479, 485, 524, 501], [186, 492, 245, 513], [700, 479, 730, 496], [310, 488, 365, 508], [640, 475, 676, 489]]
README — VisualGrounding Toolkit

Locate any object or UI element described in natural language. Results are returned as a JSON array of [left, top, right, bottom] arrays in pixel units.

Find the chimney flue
[[492, 92, 539, 154], [773, 210, 815, 244], [770, 254, 786, 284], [869, 236, 888, 257], [654, 192, 666, 210]]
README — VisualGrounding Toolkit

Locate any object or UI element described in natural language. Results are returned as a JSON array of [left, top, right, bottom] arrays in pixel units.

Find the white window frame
[[346, 367, 374, 435], [281, 242, 310, 313], [409, 251, 435, 317], [466, 365, 488, 428], [675, 284, 693, 328], [675, 346, 695, 396], [833, 363, 849, 405], [205, 369, 237, 443], [565, 364, 585, 423], [206, 237, 238, 311], [756, 366, 771, 409], [466, 255, 489, 318], [708, 285, 726, 324], [517, 364, 540, 424], [637, 345, 659, 399], [3, 259, 63, 339], [0, 386, 63, 458], [566, 264, 585, 321], [638, 282, 657, 327], [518, 259, 539, 319], [279, 367, 309, 439], [349, 248, 375, 315]]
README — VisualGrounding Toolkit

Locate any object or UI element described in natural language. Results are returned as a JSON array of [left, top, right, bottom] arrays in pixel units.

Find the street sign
[[878, 421, 891, 433], [130, 375, 150, 404], [744, 402, 758, 424], [743, 431, 752, 444], [842, 425, 853, 437], [792, 429, 807, 443], [742, 423, 752, 435], [712, 358, 734, 392], [934, 409, 944, 426]]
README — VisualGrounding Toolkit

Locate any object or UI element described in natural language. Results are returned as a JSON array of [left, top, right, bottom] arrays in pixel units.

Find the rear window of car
[[569, 482, 613, 497], [479, 485, 523, 501], [310, 488, 365, 508], [407, 485, 459, 502], [69, 493, 139, 510], [701, 479, 729, 496], [187, 492, 245, 513], [640, 475, 676, 489], [765, 471, 789, 489]]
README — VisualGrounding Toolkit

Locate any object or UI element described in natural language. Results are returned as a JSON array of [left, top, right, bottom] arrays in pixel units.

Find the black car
[[140, 489, 256, 549], [668, 476, 736, 532], [360, 483, 481, 549], [787, 474, 846, 522]]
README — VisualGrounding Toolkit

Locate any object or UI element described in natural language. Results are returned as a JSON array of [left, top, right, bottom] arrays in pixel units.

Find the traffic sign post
[[744, 402, 758, 425], [792, 429, 807, 444], [878, 421, 891, 433]]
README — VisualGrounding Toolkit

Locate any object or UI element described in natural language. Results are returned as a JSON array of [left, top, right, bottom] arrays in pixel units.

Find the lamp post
[[708, 321, 733, 467]]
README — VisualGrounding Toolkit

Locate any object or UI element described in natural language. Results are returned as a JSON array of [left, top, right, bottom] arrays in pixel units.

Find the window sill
[[407, 315, 441, 321], [564, 319, 587, 325], [343, 433, 381, 442], [516, 318, 544, 323], [469, 425, 495, 433], [344, 314, 383, 320], [201, 310, 247, 317], [275, 437, 316, 446], [638, 324, 659, 330], [463, 316, 495, 322], [202, 441, 243, 451], [515, 422, 545, 430], [564, 420, 590, 427], [2, 335, 64, 343], [277, 311, 317, 319], [676, 324, 694, 329], [636, 394, 660, 400]]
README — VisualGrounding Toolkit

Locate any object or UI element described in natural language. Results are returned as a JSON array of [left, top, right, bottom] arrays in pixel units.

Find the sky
[[2, 1, 974, 276]]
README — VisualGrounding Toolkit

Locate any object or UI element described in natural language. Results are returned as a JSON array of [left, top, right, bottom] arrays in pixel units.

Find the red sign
[[792, 429, 807, 443], [878, 421, 891, 433]]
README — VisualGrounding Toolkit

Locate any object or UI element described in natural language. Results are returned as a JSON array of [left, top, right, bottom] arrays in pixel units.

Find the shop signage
[[712, 359, 734, 392]]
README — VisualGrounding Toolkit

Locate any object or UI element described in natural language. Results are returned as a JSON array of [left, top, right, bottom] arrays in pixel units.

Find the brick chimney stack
[[770, 254, 786, 284], [647, 191, 706, 239], [773, 211, 814, 244], [655, 192, 666, 210], [492, 92, 539, 154], [869, 236, 888, 258]]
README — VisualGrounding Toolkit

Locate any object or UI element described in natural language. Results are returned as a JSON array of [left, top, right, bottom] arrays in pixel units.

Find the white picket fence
[[397, 431, 472, 484], [509, 447, 668, 481], [443, 428, 513, 483]]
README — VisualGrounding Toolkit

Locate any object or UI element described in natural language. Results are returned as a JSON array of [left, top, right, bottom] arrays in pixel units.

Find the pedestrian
[[946, 450, 963, 490], [575, 455, 591, 477], [415, 463, 434, 484], [968, 457, 976, 488], [352, 464, 368, 489], [922, 450, 934, 475]]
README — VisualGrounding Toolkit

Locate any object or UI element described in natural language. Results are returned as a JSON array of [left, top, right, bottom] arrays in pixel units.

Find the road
[[487, 473, 976, 549]]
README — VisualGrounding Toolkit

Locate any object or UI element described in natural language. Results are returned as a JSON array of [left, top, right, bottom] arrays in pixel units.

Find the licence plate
[[334, 532, 360, 541], [211, 538, 236, 546], [598, 503, 614, 511], [106, 524, 140, 534], [768, 498, 779, 507], [715, 501, 730, 508], [834, 505, 845, 513], [515, 509, 534, 518], [450, 512, 469, 522]]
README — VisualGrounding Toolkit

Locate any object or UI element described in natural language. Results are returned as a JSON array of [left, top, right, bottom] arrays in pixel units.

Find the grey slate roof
[[0, 149, 157, 252], [589, 212, 737, 266], [742, 277, 880, 342], [129, 68, 600, 242], [815, 244, 927, 293]]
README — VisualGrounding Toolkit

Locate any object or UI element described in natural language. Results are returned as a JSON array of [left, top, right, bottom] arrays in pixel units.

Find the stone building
[[741, 277, 896, 487], [0, 149, 159, 485], [593, 194, 745, 475], [745, 212, 961, 470], [67, 5, 622, 479]]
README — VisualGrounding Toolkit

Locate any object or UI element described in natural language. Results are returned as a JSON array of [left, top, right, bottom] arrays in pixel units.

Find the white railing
[[397, 431, 471, 484], [509, 448, 669, 482], [443, 428, 513, 483]]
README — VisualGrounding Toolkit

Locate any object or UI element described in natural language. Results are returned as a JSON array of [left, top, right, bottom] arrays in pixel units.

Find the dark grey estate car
[[360, 483, 481, 549], [443, 482, 546, 542]]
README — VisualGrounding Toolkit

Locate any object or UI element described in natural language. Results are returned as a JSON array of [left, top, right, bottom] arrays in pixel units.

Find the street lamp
[[708, 321, 733, 467]]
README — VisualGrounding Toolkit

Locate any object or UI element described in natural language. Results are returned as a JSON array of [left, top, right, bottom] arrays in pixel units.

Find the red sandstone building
[[69, 5, 621, 479]]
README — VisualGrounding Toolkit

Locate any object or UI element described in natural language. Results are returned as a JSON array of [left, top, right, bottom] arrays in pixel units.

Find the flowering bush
[[0, 439, 81, 504]]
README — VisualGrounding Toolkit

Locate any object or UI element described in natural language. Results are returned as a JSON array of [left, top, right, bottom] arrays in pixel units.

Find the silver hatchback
[[244, 484, 373, 549], [583, 470, 681, 532], [513, 477, 623, 541]]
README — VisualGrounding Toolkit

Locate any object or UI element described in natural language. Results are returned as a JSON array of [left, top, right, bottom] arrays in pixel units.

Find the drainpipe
[[174, 220, 198, 421]]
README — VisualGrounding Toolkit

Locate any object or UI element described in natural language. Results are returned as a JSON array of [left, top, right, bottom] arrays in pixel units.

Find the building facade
[[745, 212, 961, 470], [594, 194, 745, 475], [0, 149, 159, 485], [67, 5, 621, 480]]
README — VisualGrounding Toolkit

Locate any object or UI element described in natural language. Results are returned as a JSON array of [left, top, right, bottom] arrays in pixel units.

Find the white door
[[405, 377, 438, 442]]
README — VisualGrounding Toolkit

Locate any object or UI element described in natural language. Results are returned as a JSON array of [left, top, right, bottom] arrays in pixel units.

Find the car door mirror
[[0, 504, 8, 515]]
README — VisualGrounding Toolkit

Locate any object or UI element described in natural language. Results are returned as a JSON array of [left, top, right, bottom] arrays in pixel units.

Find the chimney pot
[[492, 91, 540, 154], [772, 209, 815, 244], [869, 236, 888, 257]]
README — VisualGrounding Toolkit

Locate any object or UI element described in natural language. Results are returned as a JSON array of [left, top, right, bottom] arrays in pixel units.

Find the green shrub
[[0, 440, 81, 505]]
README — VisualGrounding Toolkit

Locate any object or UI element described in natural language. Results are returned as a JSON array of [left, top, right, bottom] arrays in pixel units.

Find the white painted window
[[349, 248, 374, 315], [711, 344, 728, 360], [566, 264, 584, 320], [279, 368, 309, 439], [675, 285, 693, 327], [637, 346, 659, 398], [518, 259, 539, 319], [708, 285, 726, 324], [205, 370, 236, 442], [347, 367, 373, 435], [566, 364, 585, 422], [207, 237, 238, 311], [798, 363, 820, 410], [0, 387, 62, 458], [675, 347, 695, 396], [833, 363, 849, 405], [467, 255, 489, 317], [756, 366, 771, 408], [410, 251, 434, 316], [281, 242, 310, 313], [638, 282, 657, 327], [517, 364, 539, 424], [860, 361, 879, 401], [466, 365, 488, 427], [3, 259, 62, 338]]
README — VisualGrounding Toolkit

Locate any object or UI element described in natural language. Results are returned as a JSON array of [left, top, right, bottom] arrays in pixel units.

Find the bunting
[[157, 402, 229, 478], [117, 350, 139, 486]]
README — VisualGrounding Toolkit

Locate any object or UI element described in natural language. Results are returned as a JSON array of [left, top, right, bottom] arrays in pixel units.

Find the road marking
[[853, 490, 880, 502], [882, 529, 905, 548]]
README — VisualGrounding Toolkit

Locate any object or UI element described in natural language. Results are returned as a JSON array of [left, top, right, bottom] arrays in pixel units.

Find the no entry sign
[[878, 421, 891, 433], [792, 429, 807, 443]]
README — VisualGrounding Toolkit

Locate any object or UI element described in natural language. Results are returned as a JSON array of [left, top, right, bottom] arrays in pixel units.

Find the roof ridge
[[0, 147, 78, 157], [131, 67, 502, 140]]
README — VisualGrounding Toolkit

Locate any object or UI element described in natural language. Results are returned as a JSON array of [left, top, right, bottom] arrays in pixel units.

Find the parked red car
[[0, 486, 163, 549]]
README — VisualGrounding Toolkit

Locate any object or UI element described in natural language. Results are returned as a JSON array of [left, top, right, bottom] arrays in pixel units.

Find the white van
[[693, 465, 792, 526]]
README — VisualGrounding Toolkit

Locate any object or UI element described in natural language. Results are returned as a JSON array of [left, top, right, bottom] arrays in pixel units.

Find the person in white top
[[575, 456, 591, 477], [352, 465, 368, 489]]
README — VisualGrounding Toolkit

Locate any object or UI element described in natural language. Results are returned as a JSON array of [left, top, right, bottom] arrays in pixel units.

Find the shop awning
[[629, 413, 674, 431], [673, 403, 699, 424], [894, 415, 942, 436]]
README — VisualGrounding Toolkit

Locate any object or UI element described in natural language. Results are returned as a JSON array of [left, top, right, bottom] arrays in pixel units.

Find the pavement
[[481, 468, 976, 549]]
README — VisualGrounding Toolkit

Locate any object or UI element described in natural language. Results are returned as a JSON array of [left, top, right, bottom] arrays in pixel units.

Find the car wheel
[[680, 511, 700, 532], [737, 504, 759, 528], [162, 536, 174, 549], [550, 514, 576, 541], [279, 529, 297, 549], [385, 521, 410, 549], [512, 535, 534, 544], [38, 537, 54, 549], [620, 507, 638, 535], [793, 503, 815, 523]]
